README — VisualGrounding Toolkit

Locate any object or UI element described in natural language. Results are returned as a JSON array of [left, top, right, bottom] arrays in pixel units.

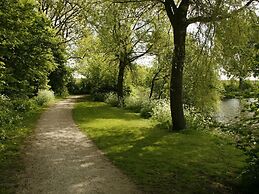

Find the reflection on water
[[216, 98, 254, 123]]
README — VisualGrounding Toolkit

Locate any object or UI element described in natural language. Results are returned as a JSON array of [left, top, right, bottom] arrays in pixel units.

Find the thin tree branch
[[187, 0, 257, 25]]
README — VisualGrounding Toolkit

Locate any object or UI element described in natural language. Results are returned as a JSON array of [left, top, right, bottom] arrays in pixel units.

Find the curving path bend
[[17, 96, 141, 194]]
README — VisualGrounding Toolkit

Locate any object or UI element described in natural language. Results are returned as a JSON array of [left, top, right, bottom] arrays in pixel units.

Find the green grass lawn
[[73, 97, 247, 194], [0, 108, 43, 194]]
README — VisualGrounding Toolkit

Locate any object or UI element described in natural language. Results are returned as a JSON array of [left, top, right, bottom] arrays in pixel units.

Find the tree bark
[[164, 0, 189, 131], [239, 77, 244, 90], [149, 68, 161, 99], [170, 23, 187, 130], [149, 78, 155, 99], [117, 60, 126, 106]]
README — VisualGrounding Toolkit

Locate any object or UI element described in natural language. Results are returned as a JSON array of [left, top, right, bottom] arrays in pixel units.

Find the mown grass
[[73, 97, 247, 194], [0, 108, 44, 194]]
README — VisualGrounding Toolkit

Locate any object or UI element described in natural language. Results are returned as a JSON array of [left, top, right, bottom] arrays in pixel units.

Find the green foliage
[[74, 30, 117, 96], [146, 21, 172, 100], [74, 99, 246, 194], [151, 99, 172, 129], [34, 90, 55, 106], [148, 34, 221, 114], [220, 98, 259, 193], [119, 86, 213, 130], [105, 92, 119, 107], [222, 80, 259, 99], [222, 81, 240, 98], [125, 95, 145, 113], [0, 89, 56, 193], [0, 90, 54, 138], [11, 98, 37, 113], [91, 92, 106, 102], [184, 37, 221, 113], [48, 46, 70, 97], [0, 102, 43, 194], [215, 12, 257, 84], [124, 87, 150, 112], [0, 62, 5, 93], [75, 3, 157, 100], [185, 106, 213, 130], [139, 100, 154, 119], [0, 95, 22, 132], [254, 42, 259, 77], [67, 78, 89, 95], [0, 0, 62, 97]]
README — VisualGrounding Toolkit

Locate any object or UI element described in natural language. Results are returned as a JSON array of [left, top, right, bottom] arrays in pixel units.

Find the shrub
[[12, 98, 37, 112], [91, 92, 106, 102], [0, 95, 18, 129], [184, 106, 212, 130], [0, 95, 33, 141], [34, 90, 55, 106], [219, 98, 259, 193], [140, 100, 154, 118], [105, 92, 118, 107], [124, 87, 150, 112], [151, 99, 172, 129], [125, 95, 143, 112]]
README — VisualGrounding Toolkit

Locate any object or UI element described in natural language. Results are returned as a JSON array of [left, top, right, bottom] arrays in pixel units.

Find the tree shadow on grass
[[91, 126, 243, 193], [74, 97, 245, 194]]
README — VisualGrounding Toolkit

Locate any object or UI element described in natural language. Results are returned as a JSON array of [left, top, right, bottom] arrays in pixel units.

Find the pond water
[[215, 98, 255, 124]]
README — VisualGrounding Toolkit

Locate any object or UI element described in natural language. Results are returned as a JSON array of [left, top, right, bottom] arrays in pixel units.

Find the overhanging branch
[[187, 0, 257, 25]]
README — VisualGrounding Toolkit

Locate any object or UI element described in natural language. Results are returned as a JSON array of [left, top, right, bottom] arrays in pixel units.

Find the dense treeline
[[0, 0, 71, 142], [0, 1, 69, 192]]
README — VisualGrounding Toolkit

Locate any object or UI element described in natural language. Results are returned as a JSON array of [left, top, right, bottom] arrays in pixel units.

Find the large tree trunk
[[117, 60, 126, 106], [170, 22, 187, 130], [164, 0, 189, 131]]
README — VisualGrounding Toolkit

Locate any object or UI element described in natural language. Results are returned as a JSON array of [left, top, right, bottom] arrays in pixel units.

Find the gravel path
[[17, 96, 141, 194]]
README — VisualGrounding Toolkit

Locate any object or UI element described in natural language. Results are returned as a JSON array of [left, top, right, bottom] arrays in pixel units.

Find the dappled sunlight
[[85, 118, 151, 129], [74, 99, 247, 194], [17, 97, 141, 194]]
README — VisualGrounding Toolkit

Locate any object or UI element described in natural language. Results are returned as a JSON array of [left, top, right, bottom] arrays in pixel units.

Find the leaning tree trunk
[[170, 22, 187, 130], [149, 69, 161, 99], [117, 60, 126, 107]]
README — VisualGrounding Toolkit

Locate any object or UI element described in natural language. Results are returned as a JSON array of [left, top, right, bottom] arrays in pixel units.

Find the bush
[[219, 98, 259, 193], [124, 87, 150, 113], [125, 95, 143, 112], [0, 91, 54, 146], [0, 95, 18, 130], [184, 106, 212, 130], [125, 95, 154, 118], [151, 99, 172, 129], [105, 92, 118, 107], [12, 98, 37, 112], [223, 81, 259, 98], [140, 100, 154, 118], [91, 92, 106, 102], [34, 90, 55, 106], [0, 95, 37, 141]]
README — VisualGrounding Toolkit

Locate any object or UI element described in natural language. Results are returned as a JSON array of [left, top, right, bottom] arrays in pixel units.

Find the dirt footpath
[[17, 96, 141, 194]]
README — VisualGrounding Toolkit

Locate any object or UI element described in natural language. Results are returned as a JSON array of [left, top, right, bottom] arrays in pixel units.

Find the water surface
[[216, 98, 255, 123]]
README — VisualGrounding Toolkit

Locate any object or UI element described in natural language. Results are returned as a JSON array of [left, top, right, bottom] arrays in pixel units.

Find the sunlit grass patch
[[73, 99, 246, 194]]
